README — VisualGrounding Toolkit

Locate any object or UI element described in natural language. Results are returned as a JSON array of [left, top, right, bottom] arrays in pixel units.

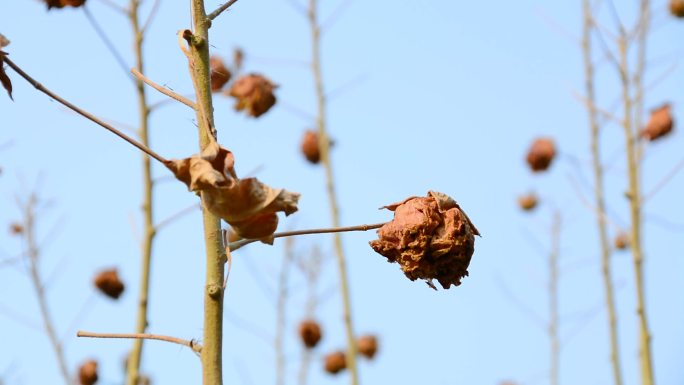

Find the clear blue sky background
[[1, 1, 683, 384]]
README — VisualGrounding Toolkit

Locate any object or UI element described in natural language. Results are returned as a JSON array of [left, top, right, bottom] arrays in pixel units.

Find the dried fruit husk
[[94, 269, 125, 299], [210, 56, 231, 92], [298, 320, 322, 349], [517, 193, 538, 211], [301, 130, 320, 164], [641, 104, 674, 141], [370, 191, 480, 289], [46, 0, 87, 9], [526, 138, 556, 172], [227, 74, 277, 118], [357, 335, 378, 359], [671, 0, 684, 17], [78, 360, 98, 385], [324, 351, 346, 374]]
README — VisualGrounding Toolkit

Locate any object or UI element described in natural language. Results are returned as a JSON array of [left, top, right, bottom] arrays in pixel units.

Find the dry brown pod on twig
[[210, 56, 231, 92], [78, 359, 98, 385], [517, 193, 538, 211], [298, 320, 322, 349], [227, 74, 277, 118], [357, 335, 378, 359], [526, 138, 556, 172], [370, 191, 480, 289], [45, 0, 87, 9], [94, 269, 125, 299], [671, 0, 684, 17], [323, 351, 347, 374], [641, 104, 674, 141]]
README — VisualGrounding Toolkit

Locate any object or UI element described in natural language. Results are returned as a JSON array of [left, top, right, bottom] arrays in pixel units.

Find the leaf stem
[[77, 330, 202, 354]]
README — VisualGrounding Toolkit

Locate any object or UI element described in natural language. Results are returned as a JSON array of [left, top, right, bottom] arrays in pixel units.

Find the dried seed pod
[[0, 34, 9, 48], [370, 191, 480, 289], [78, 360, 98, 385], [9, 222, 24, 235], [45, 0, 87, 9], [227, 74, 277, 118], [298, 320, 322, 349], [517, 193, 538, 211], [526, 138, 556, 172], [301, 130, 320, 164], [324, 351, 346, 374], [671, 0, 684, 17], [614, 232, 629, 250], [641, 104, 674, 141], [357, 335, 378, 359], [94, 268, 125, 299], [210, 56, 231, 92]]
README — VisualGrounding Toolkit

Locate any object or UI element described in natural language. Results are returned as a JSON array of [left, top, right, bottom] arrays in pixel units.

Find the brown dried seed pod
[[94, 269, 125, 299], [641, 104, 674, 141], [298, 320, 322, 349], [370, 191, 480, 289], [301, 130, 321, 164], [357, 335, 378, 359], [227, 74, 277, 118], [671, 0, 684, 17], [323, 351, 347, 375], [233, 47, 244, 72], [78, 360, 98, 385], [517, 193, 538, 211], [45, 0, 87, 9], [210, 56, 231, 92], [526, 138, 556, 172], [614, 232, 630, 250], [9, 222, 24, 235]]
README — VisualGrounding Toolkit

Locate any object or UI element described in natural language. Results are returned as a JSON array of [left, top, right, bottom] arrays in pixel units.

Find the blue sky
[[1, 1, 684, 384]]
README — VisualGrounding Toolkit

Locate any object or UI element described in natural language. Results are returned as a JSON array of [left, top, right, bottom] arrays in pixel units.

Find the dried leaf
[[1, 50, 13, 100], [166, 142, 300, 242], [641, 104, 674, 141], [227, 74, 277, 118]]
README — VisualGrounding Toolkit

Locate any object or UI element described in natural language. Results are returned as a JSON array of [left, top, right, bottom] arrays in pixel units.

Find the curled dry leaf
[[210, 56, 231, 92], [641, 104, 674, 141], [0, 49, 13, 100], [369, 191, 480, 289], [45, 0, 87, 9], [165, 141, 300, 242], [227, 74, 277, 118], [94, 268, 125, 299], [323, 351, 347, 375], [526, 138, 556, 172], [78, 360, 98, 385], [671, 0, 684, 17], [298, 319, 322, 349]]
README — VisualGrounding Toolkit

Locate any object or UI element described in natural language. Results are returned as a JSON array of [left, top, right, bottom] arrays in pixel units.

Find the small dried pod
[[233, 47, 244, 73], [298, 320, 322, 349], [641, 104, 674, 141], [210, 56, 231, 92], [227, 74, 277, 118], [9, 222, 24, 235], [301, 130, 321, 164], [357, 335, 378, 359], [45, 0, 87, 9], [324, 351, 347, 375], [671, 0, 684, 17], [614, 232, 630, 250], [370, 191, 480, 289], [0, 34, 9, 48], [78, 360, 98, 385], [517, 193, 538, 212], [526, 138, 556, 172], [94, 268, 125, 299]]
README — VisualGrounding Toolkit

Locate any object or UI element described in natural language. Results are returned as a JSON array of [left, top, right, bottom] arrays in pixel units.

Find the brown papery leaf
[[1, 50, 13, 100], [165, 141, 300, 242]]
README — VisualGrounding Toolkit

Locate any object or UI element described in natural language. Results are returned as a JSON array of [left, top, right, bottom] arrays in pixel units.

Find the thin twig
[[3, 57, 168, 164], [77, 330, 202, 354], [228, 223, 385, 251], [548, 211, 561, 385], [642, 156, 684, 202], [156, 203, 201, 230], [141, 0, 162, 33], [207, 0, 239, 21], [97, 0, 128, 14], [83, 5, 132, 78], [582, 2, 623, 383], [320, 0, 354, 32], [22, 194, 71, 385], [131, 68, 197, 109], [275, 237, 294, 385]]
